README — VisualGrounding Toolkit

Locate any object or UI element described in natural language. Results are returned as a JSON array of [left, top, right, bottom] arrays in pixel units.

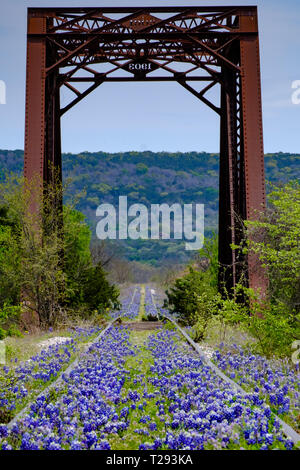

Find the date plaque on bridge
[[123, 60, 160, 77]]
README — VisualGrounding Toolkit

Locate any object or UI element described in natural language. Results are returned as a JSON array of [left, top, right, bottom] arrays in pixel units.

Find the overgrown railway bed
[[0, 286, 299, 450], [127, 322, 163, 331]]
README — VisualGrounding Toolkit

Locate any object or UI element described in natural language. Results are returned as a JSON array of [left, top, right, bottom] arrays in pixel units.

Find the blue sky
[[0, 0, 299, 153]]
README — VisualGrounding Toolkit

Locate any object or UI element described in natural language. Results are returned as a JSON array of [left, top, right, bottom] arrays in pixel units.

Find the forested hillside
[[0, 150, 299, 265]]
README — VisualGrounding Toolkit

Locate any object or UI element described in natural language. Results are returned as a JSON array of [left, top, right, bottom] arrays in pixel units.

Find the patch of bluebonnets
[[0, 287, 297, 450]]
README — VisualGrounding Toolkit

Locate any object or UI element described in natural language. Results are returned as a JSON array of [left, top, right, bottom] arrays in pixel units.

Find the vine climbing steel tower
[[24, 5, 267, 295]]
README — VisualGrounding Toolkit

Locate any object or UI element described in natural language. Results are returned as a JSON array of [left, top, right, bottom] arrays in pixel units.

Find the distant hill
[[0, 150, 299, 265]]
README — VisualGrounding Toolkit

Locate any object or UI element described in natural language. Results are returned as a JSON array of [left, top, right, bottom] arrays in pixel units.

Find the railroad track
[[1, 284, 299, 449], [150, 290, 300, 446], [5, 286, 139, 430], [126, 321, 163, 331]]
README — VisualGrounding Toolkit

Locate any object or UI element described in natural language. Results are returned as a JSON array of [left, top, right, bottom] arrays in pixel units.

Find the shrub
[[232, 181, 300, 356], [0, 327, 6, 340], [0, 176, 120, 328], [244, 181, 300, 310], [6, 324, 23, 338], [0, 304, 21, 330], [82, 264, 120, 313], [238, 292, 300, 357], [165, 267, 218, 339]]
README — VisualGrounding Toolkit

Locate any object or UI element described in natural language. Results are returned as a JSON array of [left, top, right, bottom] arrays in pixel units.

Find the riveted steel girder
[[24, 6, 267, 296]]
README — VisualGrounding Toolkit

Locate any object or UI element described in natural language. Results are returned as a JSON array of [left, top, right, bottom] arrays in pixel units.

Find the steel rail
[[162, 313, 300, 445], [5, 288, 139, 429], [5, 286, 299, 446], [149, 292, 300, 446], [5, 318, 121, 429]]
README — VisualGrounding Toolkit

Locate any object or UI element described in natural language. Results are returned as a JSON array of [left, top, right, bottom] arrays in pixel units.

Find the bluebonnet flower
[[0, 286, 296, 451]]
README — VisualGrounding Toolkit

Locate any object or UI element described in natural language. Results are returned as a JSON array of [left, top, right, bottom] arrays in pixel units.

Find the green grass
[[107, 329, 291, 451], [109, 329, 169, 450], [0, 326, 104, 423], [138, 285, 145, 322], [3, 329, 72, 364], [196, 317, 256, 350]]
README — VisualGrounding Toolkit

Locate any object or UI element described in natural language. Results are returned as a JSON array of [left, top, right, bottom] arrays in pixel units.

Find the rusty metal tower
[[24, 5, 267, 295]]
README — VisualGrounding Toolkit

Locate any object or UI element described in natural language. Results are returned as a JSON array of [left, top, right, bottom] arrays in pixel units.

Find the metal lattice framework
[[24, 6, 267, 295]]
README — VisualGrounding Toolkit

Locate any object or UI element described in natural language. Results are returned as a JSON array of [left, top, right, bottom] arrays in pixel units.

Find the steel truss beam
[[24, 6, 267, 296]]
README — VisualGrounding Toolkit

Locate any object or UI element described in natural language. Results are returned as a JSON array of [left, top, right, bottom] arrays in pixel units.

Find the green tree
[[245, 181, 300, 309], [82, 264, 119, 312], [232, 181, 300, 356], [64, 206, 119, 312], [0, 175, 119, 329], [63, 206, 92, 306], [165, 267, 216, 324], [136, 163, 148, 174], [198, 233, 219, 289]]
